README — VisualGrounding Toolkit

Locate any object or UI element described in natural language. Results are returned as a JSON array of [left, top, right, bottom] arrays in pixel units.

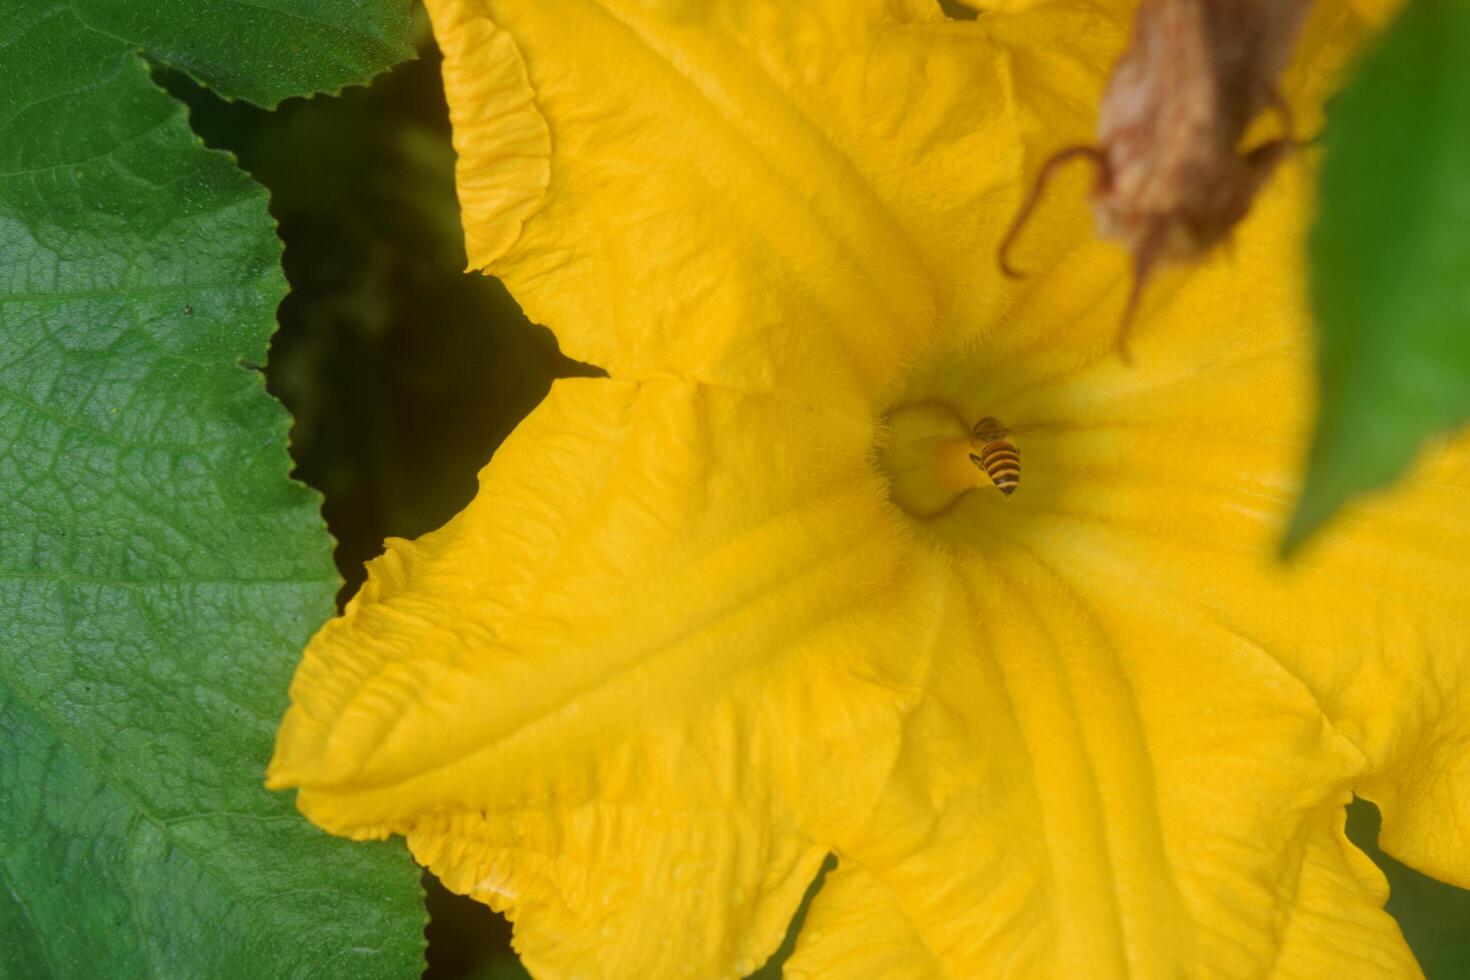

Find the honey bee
[[969, 417, 1020, 497]]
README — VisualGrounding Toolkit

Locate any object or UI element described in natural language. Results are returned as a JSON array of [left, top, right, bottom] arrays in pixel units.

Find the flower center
[[878, 402, 1020, 517], [872, 341, 1094, 549]]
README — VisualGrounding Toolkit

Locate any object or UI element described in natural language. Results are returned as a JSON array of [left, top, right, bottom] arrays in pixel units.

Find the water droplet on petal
[[734, 957, 755, 975]]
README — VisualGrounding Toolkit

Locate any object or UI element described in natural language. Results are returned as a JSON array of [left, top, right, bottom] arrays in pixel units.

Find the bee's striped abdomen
[[969, 417, 1020, 497]]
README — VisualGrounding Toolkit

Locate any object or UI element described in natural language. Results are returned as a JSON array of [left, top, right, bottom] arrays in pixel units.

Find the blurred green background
[[164, 5, 1470, 977]]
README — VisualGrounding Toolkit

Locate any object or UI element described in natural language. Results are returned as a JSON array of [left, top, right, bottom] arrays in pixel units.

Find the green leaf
[[1288, 0, 1470, 550], [0, 3, 421, 978], [66, 0, 415, 106]]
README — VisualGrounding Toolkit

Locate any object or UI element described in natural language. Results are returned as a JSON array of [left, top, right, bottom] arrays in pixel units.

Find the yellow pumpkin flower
[[269, 0, 1470, 976]]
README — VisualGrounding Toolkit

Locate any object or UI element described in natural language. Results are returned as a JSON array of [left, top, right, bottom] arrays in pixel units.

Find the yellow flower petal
[[776, 535, 1424, 976], [912, 516, 1431, 977], [1274, 808, 1419, 978], [423, 0, 1135, 397], [271, 376, 932, 976], [945, 156, 1470, 889], [425, 0, 929, 398], [274, 354, 1466, 978], [779, 862, 942, 980], [432, 0, 550, 266], [272, 0, 1470, 975]]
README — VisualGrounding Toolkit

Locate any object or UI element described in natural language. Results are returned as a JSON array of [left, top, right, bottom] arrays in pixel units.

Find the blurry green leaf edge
[[1288, 0, 1470, 551]]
